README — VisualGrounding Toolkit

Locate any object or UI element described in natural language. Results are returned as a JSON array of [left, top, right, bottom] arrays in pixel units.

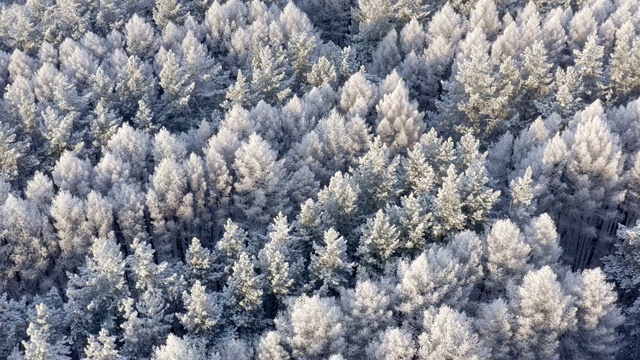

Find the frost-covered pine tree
[[375, 79, 425, 153], [474, 299, 514, 360], [275, 294, 346, 360], [259, 239, 294, 303], [432, 165, 466, 238], [573, 34, 605, 103], [511, 266, 576, 360], [340, 280, 393, 355], [352, 137, 399, 213], [339, 67, 378, 118], [257, 331, 289, 360], [604, 222, 640, 355], [151, 335, 206, 360], [22, 304, 70, 360], [224, 252, 264, 329], [523, 214, 562, 269], [232, 133, 287, 230], [397, 232, 483, 319], [120, 289, 172, 358], [178, 280, 221, 335], [83, 329, 124, 360], [307, 57, 337, 88], [185, 238, 216, 287], [65, 235, 129, 343], [357, 210, 400, 269], [366, 327, 416, 360], [369, 29, 401, 78], [509, 166, 536, 224], [310, 228, 353, 295], [562, 268, 624, 359], [484, 219, 531, 295], [250, 45, 293, 105], [417, 305, 485, 360]]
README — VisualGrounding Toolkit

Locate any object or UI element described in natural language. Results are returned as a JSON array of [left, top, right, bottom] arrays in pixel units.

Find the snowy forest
[[2, 0, 640, 358]]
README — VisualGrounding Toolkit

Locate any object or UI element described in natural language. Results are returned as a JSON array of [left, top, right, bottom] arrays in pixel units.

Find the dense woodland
[[1, 0, 640, 358]]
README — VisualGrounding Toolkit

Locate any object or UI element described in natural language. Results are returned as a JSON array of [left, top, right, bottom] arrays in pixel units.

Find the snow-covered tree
[[22, 304, 70, 360], [224, 252, 264, 328], [484, 219, 531, 295], [232, 134, 287, 230], [366, 327, 416, 360], [151, 335, 206, 360], [357, 210, 400, 269], [65, 235, 128, 343], [375, 79, 425, 153], [511, 266, 576, 360], [562, 268, 624, 359], [83, 329, 124, 360], [179, 280, 221, 335], [310, 228, 353, 295], [417, 305, 485, 360], [276, 294, 346, 359]]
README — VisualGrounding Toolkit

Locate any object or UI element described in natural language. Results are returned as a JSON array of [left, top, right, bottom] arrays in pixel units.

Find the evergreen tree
[[276, 294, 346, 360], [224, 252, 264, 329], [366, 327, 416, 360], [396, 232, 483, 319], [185, 238, 216, 287], [375, 80, 425, 153], [310, 228, 353, 295], [511, 266, 576, 360], [232, 134, 287, 230], [432, 165, 466, 238], [307, 57, 337, 88], [153, 0, 184, 28], [523, 214, 562, 269], [357, 210, 400, 269], [257, 331, 289, 360], [562, 268, 624, 359], [65, 235, 129, 343], [474, 299, 514, 360], [574, 34, 605, 103], [417, 305, 485, 360], [178, 280, 221, 335], [119, 289, 171, 358], [339, 67, 378, 118], [484, 219, 531, 295], [151, 335, 206, 360], [340, 280, 393, 355], [250, 44, 293, 105], [22, 304, 70, 360], [83, 329, 124, 360]]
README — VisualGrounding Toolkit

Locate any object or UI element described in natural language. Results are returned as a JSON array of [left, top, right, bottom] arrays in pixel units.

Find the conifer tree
[[375, 80, 425, 153], [83, 329, 124, 360], [23, 304, 70, 360], [417, 305, 485, 360], [357, 210, 400, 269], [65, 235, 128, 345], [179, 280, 221, 335], [432, 165, 466, 238], [276, 294, 346, 360], [119, 289, 171, 358], [511, 266, 576, 360], [232, 133, 287, 230], [185, 238, 216, 287], [250, 45, 293, 105], [310, 228, 353, 295], [366, 327, 416, 360], [224, 252, 264, 328], [562, 268, 624, 359], [485, 219, 531, 294], [574, 34, 605, 103]]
